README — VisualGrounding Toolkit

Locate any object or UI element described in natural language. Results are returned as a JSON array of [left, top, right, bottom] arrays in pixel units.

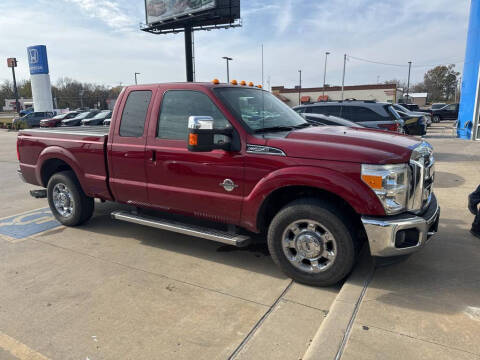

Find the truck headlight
[[361, 164, 409, 214]]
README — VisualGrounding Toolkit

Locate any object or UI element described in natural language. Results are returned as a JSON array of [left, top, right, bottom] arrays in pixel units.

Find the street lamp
[[222, 57, 233, 83], [135, 72, 140, 85], [322, 52, 330, 98]]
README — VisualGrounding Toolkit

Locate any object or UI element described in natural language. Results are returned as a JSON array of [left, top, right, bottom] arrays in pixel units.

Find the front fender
[[240, 166, 385, 232]]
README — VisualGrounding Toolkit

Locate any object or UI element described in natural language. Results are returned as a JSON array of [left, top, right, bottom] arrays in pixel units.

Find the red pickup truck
[[17, 82, 440, 286]]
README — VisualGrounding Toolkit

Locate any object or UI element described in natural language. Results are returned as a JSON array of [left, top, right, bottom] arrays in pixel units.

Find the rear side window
[[342, 106, 391, 122], [307, 105, 341, 116], [158, 90, 228, 140], [119, 90, 152, 137]]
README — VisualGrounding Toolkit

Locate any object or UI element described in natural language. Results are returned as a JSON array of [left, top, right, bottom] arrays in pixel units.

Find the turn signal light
[[361, 175, 383, 190], [189, 133, 198, 146], [231, 80, 238, 85], [240, 80, 247, 86], [212, 78, 220, 85]]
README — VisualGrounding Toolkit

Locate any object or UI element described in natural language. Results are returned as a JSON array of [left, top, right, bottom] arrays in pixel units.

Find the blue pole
[[458, 0, 480, 139]]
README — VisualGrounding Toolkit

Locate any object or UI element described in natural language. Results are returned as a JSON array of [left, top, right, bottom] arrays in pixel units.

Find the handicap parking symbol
[[0, 208, 61, 242]]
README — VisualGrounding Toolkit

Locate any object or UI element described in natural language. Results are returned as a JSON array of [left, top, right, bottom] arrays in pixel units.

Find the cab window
[[119, 90, 152, 137], [158, 90, 228, 140]]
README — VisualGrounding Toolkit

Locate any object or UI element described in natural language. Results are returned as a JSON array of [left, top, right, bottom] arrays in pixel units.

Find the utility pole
[[341, 54, 347, 101], [322, 51, 330, 98], [261, 44, 264, 88], [79, 89, 84, 109], [406, 61, 412, 103], [222, 56, 233, 83], [134, 72, 140, 85], [298, 70, 302, 105], [7, 58, 20, 113]]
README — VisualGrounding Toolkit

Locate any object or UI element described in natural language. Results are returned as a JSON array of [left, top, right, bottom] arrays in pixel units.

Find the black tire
[[47, 170, 94, 226], [433, 115, 441, 123], [267, 199, 356, 287]]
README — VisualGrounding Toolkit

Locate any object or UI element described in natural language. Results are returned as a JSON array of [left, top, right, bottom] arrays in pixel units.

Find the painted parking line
[[0, 207, 60, 243], [0, 331, 50, 360]]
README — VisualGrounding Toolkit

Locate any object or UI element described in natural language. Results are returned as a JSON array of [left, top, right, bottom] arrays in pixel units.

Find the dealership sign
[[27, 45, 49, 75], [145, 0, 216, 25]]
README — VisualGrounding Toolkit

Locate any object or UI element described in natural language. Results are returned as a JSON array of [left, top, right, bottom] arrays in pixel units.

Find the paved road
[[0, 129, 338, 360]]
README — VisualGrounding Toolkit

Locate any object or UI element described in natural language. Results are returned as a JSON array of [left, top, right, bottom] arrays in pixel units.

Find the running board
[[111, 210, 251, 247]]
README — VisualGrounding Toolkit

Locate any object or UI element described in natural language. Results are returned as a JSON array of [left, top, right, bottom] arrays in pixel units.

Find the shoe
[[470, 229, 480, 239]]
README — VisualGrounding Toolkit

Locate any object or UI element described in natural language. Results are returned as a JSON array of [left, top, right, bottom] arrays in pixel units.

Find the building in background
[[271, 84, 402, 107], [2, 98, 33, 112], [403, 92, 428, 106]]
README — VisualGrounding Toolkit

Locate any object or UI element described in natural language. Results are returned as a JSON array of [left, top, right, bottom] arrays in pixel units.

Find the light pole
[[322, 52, 330, 98], [341, 54, 347, 101], [406, 61, 412, 103], [7, 58, 20, 113], [79, 89, 84, 109], [298, 70, 302, 105], [135, 72, 140, 85], [222, 56, 233, 83]]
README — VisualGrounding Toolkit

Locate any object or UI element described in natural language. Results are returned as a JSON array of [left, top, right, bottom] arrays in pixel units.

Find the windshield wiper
[[254, 126, 295, 133]]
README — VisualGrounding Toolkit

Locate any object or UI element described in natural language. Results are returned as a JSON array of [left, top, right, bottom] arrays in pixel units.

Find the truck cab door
[[145, 88, 244, 224], [108, 88, 155, 205]]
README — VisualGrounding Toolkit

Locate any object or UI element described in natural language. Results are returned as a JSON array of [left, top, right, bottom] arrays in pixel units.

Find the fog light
[[395, 229, 420, 248]]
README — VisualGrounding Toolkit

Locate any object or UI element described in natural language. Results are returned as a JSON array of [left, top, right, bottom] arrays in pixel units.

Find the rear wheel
[[433, 115, 441, 123], [47, 171, 94, 226], [267, 199, 356, 286]]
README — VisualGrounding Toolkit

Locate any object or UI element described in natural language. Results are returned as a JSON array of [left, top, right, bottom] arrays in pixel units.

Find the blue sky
[[0, 0, 470, 89]]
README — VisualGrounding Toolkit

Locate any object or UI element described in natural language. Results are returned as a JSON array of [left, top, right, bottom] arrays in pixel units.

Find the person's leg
[[472, 212, 480, 238]]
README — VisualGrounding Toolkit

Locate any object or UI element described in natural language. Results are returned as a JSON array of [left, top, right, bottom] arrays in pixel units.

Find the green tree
[[423, 64, 460, 102]]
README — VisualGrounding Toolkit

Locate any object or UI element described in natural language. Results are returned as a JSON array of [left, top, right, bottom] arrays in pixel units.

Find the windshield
[[92, 111, 111, 119], [214, 88, 307, 132], [74, 112, 91, 120], [395, 104, 410, 113]]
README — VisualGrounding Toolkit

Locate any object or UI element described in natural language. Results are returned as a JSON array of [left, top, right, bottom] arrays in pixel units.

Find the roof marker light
[[248, 82, 254, 87], [212, 78, 220, 84], [231, 80, 238, 85], [240, 80, 247, 86], [257, 85, 263, 88]]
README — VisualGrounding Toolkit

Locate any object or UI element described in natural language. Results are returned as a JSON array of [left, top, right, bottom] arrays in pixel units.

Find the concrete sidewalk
[[306, 135, 480, 360]]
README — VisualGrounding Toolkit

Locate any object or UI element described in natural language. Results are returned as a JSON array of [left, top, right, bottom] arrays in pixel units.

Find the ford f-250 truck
[[17, 82, 440, 286]]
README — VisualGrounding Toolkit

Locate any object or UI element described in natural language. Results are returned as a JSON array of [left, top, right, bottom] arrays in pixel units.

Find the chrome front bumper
[[361, 193, 440, 257]]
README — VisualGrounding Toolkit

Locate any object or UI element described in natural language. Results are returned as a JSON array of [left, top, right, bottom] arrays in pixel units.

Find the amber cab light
[[231, 80, 238, 85], [248, 82, 254, 87], [212, 78, 220, 85], [240, 80, 247, 86]]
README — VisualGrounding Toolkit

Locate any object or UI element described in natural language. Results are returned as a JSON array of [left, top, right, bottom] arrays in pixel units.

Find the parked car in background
[[398, 103, 422, 112], [431, 103, 447, 110], [19, 108, 34, 117], [393, 104, 432, 135], [61, 110, 100, 126], [12, 111, 55, 128], [302, 113, 364, 128], [40, 112, 80, 128], [81, 110, 112, 126], [294, 101, 403, 133], [103, 118, 111, 126], [430, 103, 459, 123]]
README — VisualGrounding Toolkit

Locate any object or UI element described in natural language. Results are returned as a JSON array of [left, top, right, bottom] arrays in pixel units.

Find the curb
[[302, 248, 374, 360]]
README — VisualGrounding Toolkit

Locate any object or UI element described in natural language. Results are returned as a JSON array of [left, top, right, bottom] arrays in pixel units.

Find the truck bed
[[17, 126, 112, 200]]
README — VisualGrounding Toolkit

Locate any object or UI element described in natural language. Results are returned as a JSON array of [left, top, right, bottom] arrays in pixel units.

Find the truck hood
[[265, 126, 422, 164]]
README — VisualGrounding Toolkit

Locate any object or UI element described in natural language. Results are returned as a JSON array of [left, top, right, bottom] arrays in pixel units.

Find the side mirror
[[187, 116, 232, 152]]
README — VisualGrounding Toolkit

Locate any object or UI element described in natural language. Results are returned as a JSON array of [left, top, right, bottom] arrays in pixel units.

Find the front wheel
[[47, 171, 94, 226], [267, 199, 356, 287]]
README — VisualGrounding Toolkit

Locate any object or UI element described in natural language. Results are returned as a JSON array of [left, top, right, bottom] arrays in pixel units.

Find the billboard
[[146, 0, 216, 25], [27, 45, 49, 75]]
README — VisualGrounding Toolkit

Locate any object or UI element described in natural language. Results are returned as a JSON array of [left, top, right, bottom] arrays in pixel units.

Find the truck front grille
[[408, 147, 435, 213]]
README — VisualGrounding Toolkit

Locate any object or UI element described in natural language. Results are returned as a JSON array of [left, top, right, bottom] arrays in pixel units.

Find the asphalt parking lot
[[1, 122, 479, 360], [0, 129, 338, 360]]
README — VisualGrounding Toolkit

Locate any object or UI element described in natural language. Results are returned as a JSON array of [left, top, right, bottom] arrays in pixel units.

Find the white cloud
[[276, 0, 293, 34], [64, 0, 136, 29]]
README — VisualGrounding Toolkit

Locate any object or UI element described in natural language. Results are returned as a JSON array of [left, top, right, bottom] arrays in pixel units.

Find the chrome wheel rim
[[282, 219, 337, 273], [52, 183, 74, 218]]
